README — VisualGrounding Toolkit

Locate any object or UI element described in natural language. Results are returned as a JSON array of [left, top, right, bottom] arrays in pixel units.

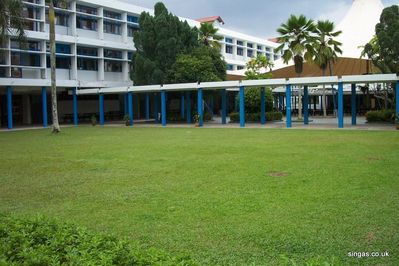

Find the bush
[[229, 112, 283, 122], [365, 109, 395, 123], [234, 88, 274, 113], [0, 214, 196, 265]]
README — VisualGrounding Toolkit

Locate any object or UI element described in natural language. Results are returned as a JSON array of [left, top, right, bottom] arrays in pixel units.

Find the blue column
[[286, 85, 292, 128], [99, 94, 104, 126], [128, 91, 133, 126], [396, 82, 399, 124], [41, 87, 48, 128], [186, 91, 191, 123], [145, 93, 150, 120], [197, 88, 203, 127], [181, 93, 185, 119], [7, 86, 12, 129], [304, 86, 309, 125], [73, 88, 78, 125], [161, 90, 167, 126], [221, 89, 227, 124], [239, 86, 245, 128], [338, 82, 344, 128], [351, 84, 357, 125], [260, 87, 266, 125], [154, 93, 159, 122]]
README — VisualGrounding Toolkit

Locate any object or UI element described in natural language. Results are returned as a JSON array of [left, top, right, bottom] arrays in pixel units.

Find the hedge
[[229, 112, 283, 122], [0, 214, 196, 265], [365, 109, 396, 123]]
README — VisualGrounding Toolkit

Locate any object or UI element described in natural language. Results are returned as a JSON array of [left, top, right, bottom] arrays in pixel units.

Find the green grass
[[1, 127, 398, 265]]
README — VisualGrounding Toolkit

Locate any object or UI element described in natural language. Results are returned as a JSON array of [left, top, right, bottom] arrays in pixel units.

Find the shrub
[[234, 88, 274, 113], [365, 109, 395, 123], [0, 214, 196, 265], [229, 112, 283, 122], [91, 115, 97, 126]]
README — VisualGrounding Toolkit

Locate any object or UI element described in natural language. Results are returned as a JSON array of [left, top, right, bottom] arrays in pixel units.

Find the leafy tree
[[312, 20, 342, 117], [244, 54, 274, 80], [360, 36, 389, 73], [199, 23, 223, 48], [276, 15, 316, 119], [132, 2, 199, 85], [0, 0, 25, 45], [171, 46, 226, 83]]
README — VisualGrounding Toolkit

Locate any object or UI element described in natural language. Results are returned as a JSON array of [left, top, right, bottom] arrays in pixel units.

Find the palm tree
[[276, 15, 315, 119], [312, 20, 342, 117], [0, 0, 25, 46], [199, 23, 223, 48]]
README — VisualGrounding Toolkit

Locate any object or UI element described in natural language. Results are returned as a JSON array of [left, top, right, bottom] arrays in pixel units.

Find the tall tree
[[312, 20, 342, 117], [244, 54, 274, 80], [132, 2, 199, 85], [199, 23, 223, 48], [276, 15, 315, 119], [0, 0, 25, 45]]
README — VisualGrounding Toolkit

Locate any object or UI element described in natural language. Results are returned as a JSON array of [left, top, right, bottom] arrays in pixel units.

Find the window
[[128, 26, 139, 37], [77, 46, 97, 57], [46, 43, 71, 54], [76, 16, 97, 31], [128, 52, 133, 60], [274, 55, 280, 60], [237, 40, 244, 46], [76, 5, 97, 15], [266, 53, 271, 60], [0, 54, 7, 65], [46, 56, 71, 69], [22, 6, 40, 19], [225, 45, 233, 54], [247, 49, 253, 57], [104, 49, 122, 59], [127, 15, 139, 23], [104, 22, 121, 35], [104, 10, 121, 20], [104, 60, 122, 72], [237, 47, 243, 56], [227, 64, 234, 71], [247, 43, 253, 48], [225, 37, 233, 44], [77, 58, 98, 70], [11, 40, 41, 51], [11, 52, 40, 67], [237, 65, 244, 70], [257, 45, 262, 50], [46, 12, 69, 26], [53, 1, 69, 9]]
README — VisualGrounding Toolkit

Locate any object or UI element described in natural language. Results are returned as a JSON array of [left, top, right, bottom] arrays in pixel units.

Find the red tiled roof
[[196, 16, 225, 25], [268, 38, 279, 43]]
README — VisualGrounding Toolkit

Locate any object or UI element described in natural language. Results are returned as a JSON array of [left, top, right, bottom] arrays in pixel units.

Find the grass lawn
[[0, 127, 398, 265]]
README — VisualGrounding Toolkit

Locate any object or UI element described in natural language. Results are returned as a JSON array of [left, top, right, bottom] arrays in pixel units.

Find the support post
[[239, 86, 245, 128], [351, 84, 357, 125], [286, 85, 292, 128], [145, 93, 150, 120], [338, 82, 344, 128], [73, 88, 78, 125], [186, 91, 191, 123], [197, 88, 203, 127], [7, 86, 12, 129], [128, 91, 133, 126], [221, 89, 227, 124], [260, 87, 266, 125], [41, 87, 48, 128], [181, 93, 185, 119], [304, 86, 309, 125], [161, 90, 167, 126], [396, 82, 399, 124], [99, 93, 104, 126]]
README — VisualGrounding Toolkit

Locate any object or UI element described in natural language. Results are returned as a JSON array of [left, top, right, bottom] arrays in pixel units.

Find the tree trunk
[[49, 1, 60, 133]]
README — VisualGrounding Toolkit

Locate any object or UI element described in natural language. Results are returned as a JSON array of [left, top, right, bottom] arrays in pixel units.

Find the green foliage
[[244, 54, 274, 79], [91, 115, 97, 126], [199, 23, 223, 48], [131, 2, 199, 85], [229, 111, 283, 122], [375, 5, 399, 74], [360, 36, 388, 73], [0, 0, 25, 45], [235, 88, 274, 113], [123, 114, 131, 126], [171, 46, 226, 83], [0, 214, 196, 265], [365, 109, 396, 123]]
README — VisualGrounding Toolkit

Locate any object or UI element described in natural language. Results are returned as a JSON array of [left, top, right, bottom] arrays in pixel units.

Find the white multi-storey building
[[0, 0, 280, 128]]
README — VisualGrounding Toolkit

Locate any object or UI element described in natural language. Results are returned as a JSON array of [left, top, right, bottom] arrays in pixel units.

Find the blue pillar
[[260, 87, 266, 125], [7, 86, 12, 129], [239, 86, 245, 128], [338, 82, 344, 128], [127, 92, 133, 126], [154, 93, 159, 123], [99, 93, 104, 126], [197, 88, 203, 127], [286, 85, 292, 128], [41, 87, 48, 128], [351, 84, 357, 125], [186, 91, 191, 123], [221, 89, 227, 124], [145, 93, 150, 120], [304, 86, 309, 125], [73, 88, 78, 125], [396, 82, 399, 124], [161, 90, 167, 126], [181, 93, 185, 119]]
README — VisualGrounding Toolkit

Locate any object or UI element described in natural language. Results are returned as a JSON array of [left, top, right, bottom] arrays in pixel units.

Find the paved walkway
[[1, 116, 396, 132]]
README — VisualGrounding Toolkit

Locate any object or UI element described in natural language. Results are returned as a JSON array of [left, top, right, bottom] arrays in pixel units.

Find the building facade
[[0, 0, 280, 128]]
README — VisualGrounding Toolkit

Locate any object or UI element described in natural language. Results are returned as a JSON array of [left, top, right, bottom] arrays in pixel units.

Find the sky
[[121, 0, 398, 38]]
